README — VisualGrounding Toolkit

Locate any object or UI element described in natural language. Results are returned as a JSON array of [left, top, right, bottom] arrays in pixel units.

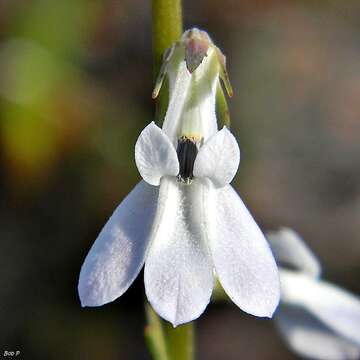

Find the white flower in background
[[78, 28, 280, 327], [268, 228, 360, 360]]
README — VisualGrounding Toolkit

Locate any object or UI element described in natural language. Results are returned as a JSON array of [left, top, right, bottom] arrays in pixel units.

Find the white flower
[[78, 29, 280, 327], [268, 228, 360, 360]]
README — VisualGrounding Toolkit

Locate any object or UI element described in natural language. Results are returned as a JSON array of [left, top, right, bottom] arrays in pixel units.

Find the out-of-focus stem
[[164, 322, 194, 360], [145, 302, 195, 360], [145, 303, 170, 360]]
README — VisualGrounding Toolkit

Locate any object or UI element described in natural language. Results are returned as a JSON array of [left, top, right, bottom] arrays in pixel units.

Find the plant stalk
[[151, 0, 183, 123]]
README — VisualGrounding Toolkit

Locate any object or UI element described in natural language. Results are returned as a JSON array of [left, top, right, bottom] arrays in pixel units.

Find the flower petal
[[135, 122, 179, 186], [275, 303, 360, 360], [78, 181, 158, 307], [208, 185, 280, 317], [144, 177, 213, 326], [193, 127, 240, 188], [267, 227, 321, 278], [162, 61, 192, 145], [162, 50, 219, 145], [280, 269, 360, 346]]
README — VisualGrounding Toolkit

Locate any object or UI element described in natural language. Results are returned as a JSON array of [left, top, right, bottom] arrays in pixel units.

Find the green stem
[[151, 0, 183, 123], [164, 322, 194, 360], [145, 303, 170, 360], [145, 302, 194, 360], [151, 0, 183, 76], [146, 3, 194, 359]]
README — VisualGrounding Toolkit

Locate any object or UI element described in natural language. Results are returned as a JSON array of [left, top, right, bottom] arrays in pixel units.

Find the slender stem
[[151, 0, 183, 76], [145, 302, 195, 360], [145, 303, 170, 360], [164, 322, 194, 360], [151, 0, 183, 123], [147, 3, 194, 360]]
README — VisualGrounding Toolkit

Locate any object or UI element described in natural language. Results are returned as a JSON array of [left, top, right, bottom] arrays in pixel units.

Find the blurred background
[[1, 0, 359, 359]]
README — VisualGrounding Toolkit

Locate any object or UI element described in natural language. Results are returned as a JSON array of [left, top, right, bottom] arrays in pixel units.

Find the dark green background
[[1, 1, 359, 359]]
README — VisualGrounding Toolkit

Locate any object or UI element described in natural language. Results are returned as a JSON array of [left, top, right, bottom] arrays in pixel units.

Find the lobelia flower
[[78, 28, 280, 327], [268, 228, 360, 360]]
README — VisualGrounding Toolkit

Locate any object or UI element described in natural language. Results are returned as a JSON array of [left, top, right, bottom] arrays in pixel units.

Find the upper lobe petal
[[193, 127, 240, 188], [135, 122, 179, 186]]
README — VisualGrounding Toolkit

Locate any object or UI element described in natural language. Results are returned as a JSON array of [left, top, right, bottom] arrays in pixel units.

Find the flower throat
[[176, 136, 199, 184]]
